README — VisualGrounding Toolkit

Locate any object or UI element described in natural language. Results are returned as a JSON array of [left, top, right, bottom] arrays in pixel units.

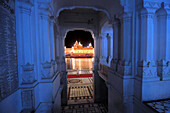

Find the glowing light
[[65, 41, 94, 58]]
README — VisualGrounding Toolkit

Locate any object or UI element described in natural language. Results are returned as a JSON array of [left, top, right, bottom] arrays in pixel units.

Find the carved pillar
[[165, 7, 170, 61], [55, 34, 66, 72], [113, 20, 119, 60], [16, 1, 35, 112], [99, 36, 102, 57], [100, 33, 107, 65], [49, 17, 57, 73], [158, 6, 170, 80], [38, 3, 54, 79], [117, 13, 132, 76], [120, 13, 132, 61], [55, 33, 67, 105], [138, 8, 159, 80], [55, 34, 60, 71], [17, 1, 36, 84], [106, 34, 112, 65], [58, 34, 66, 72], [111, 20, 119, 71]]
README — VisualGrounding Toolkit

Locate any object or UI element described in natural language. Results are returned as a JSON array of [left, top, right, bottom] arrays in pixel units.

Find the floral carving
[[41, 61, 54, 79], [22, 63, 35, 84]]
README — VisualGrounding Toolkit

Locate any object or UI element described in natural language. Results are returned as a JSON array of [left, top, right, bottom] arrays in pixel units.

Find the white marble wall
[[1, 0, 170, 113]]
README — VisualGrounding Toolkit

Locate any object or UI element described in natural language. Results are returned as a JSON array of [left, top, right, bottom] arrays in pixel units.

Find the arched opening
[[64, 30, 95, 104]]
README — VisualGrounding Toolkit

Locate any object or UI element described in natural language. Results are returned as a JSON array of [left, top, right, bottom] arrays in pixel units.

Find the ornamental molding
[[157, 60, 170, 80], [138, 60, 157, 67], [137, 66, 157, 78], [119, 12, 132, 22], [41, 61, 54, 79], [17, 0, 33, 10], [55, 6, 111, 20], [22, 63, 34, 71], [157, 60, 169, 66], [164, 3, 170, 10], [42, 61, 52, 69], [100, 33, 108, 38], [143, 1, 161, 9], [140, 13, 154, 19], [22, 63, 35, 84], [116, 60, 132, 76], [110, 58, 118, 71]]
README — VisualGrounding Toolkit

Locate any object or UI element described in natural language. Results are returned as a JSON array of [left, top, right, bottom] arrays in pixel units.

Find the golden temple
[[65, 41, 94, 58]]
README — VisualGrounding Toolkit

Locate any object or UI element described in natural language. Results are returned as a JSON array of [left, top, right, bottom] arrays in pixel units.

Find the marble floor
[[146, 99, 170, 113], [67, 78, 93, 104], [61, 103, 108, 113]]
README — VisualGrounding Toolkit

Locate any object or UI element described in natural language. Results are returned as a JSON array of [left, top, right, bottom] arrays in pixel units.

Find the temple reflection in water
[[66, 58, 94, 70]]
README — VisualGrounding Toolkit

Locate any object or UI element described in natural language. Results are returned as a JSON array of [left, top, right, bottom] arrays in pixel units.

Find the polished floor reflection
[[67, 78, 93, 105], [66, 58, 94, 70]]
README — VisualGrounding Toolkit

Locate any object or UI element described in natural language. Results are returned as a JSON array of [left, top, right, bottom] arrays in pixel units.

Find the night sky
[[65, 30, 94, 48]]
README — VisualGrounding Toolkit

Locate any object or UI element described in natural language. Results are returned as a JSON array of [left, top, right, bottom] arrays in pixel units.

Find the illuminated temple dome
[[73, 41, 83, 48], [65, 41, 94, 58]]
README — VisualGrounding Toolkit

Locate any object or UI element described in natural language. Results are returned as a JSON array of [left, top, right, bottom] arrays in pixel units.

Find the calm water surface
[[66, 58, 94, 70]]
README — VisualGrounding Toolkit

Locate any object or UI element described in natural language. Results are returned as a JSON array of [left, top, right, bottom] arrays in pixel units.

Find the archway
[[64, 29, 95, 104]]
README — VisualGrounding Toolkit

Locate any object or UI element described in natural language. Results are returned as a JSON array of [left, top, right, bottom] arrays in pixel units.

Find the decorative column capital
[[18, 0, 33, 6], [17, 0, 33, 14], [120, 12, 132, 21], [38, 1, 51, 18], [164, 4, 170, 19], [50, 16, 54, 23], [143, 1, 161, 10], [100, 33, 107, 39], [113, 18, 120, 25], [141, 1, 162, 16]]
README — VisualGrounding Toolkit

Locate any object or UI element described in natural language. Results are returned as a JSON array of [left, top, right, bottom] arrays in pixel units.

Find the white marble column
[[160, 7, 170, 80], [38, 4, 54, 79], [138, 8, 159, 80], [57, 34, 66, 72], [17, 1, 36, 84], [106, 34, 113, 66], [117, 13, 132, 76], [99, 36, 103, 57], [16, 1, 35, 111], [40, 15, 51, 62], [49, 17, 55, 61], [100, 33, 107, 65], [19, 3, 33, 65], [165, 9, 170, 61], [106, 34, 111, 57], [113, 20, 119, 60], [94, 34, 100, 70], [120, 13, 132, 61], [49, 17, 58, 73], [111, 20, 119, 70]]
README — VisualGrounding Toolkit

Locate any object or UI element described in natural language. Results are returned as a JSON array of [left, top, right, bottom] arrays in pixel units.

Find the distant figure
[[77, 68, 79, 75]]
